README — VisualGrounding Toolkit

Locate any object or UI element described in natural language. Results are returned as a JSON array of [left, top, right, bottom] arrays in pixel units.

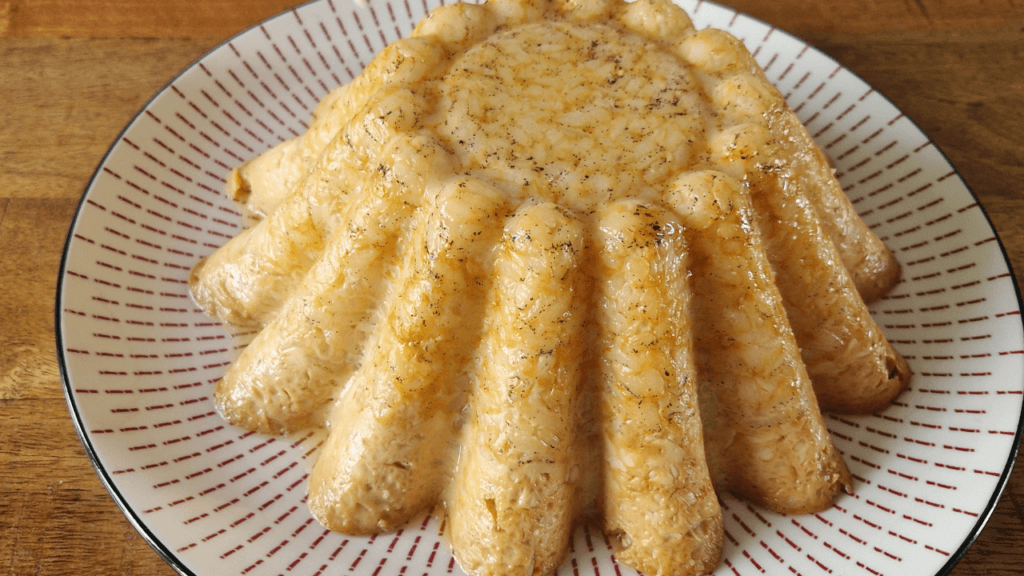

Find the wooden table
[[2, 0, 1022, 574]]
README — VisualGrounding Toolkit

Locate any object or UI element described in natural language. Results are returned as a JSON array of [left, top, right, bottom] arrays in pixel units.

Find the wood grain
[[721, 0, 1024, 34], [2, 0, 1022, 36], [0, 0, 300, 37], [1, 0, 1022, 575], [0, 38, 218, 201]]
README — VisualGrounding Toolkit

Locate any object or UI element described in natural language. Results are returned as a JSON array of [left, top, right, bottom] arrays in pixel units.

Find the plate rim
[[54, 2, 329, 574], [53, 1, 1024, 575]]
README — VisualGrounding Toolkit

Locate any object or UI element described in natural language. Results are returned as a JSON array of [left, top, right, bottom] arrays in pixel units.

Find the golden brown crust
[[748, 147, 911, 415], [191, 2, 913, 574], [212, 193, 415, 433], [593, 199, 723, 576], [670, 171, 852, 515], [678, 26, 902, 303], [777, 115, 903, 303], [308, 177, 510, 534], [667, 170, 851, 510], [679, 26, 910, 415], [446, 203, 587, 576]]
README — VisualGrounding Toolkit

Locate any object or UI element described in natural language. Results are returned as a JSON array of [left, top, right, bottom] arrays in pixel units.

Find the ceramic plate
[[56, 0, 1024, 574]]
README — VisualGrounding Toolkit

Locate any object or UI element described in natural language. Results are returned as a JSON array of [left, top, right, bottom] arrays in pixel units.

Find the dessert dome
[[188, 0, 910, 574]]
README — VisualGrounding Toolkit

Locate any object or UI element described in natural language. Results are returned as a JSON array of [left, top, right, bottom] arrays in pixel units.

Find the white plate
[[56, 1, 1024, 574]]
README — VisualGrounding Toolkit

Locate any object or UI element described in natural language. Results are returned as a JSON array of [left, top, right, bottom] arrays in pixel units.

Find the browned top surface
[[2, 0, 1023, 574]]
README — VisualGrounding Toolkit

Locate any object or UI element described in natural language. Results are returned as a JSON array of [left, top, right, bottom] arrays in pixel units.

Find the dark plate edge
[[53, 1, 325, 574], [724, 5, 1024, 573]]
